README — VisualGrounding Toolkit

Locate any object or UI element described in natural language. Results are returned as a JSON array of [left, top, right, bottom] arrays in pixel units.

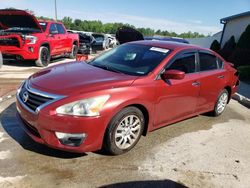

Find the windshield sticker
[[136, 71, 145, 74], [39, 22, 46, 25], [150, 47, 169, 53]]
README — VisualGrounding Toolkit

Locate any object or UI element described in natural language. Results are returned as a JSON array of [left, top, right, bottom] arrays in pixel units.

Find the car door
[[196, 51, 227, 113], [56, 23, 70, 53], [48, 23, 60, 55], [154, 50, 200, 127]]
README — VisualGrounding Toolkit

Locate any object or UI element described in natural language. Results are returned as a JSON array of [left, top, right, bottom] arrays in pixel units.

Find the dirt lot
[[0, 58, 250, 188]]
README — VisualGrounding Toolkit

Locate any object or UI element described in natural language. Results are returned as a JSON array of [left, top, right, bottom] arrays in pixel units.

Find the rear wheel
[[213, 89, 229, 116], [35, 46, 50, 67], [69, 44, 78, 59], [103, 107, 144, 155]]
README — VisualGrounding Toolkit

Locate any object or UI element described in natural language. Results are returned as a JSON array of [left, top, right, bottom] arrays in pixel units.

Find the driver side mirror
[[161, 69, 185, 80]]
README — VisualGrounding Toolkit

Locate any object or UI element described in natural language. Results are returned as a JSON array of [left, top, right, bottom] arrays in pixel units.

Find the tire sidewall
[[214, 89, 229, 116], [70, 44, 78, 59], [35, 46, 50, 67], [105, 107, 144, 155]]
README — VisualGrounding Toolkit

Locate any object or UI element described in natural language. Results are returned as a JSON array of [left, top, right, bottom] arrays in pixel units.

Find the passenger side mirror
[[161, 69, 185, 80]]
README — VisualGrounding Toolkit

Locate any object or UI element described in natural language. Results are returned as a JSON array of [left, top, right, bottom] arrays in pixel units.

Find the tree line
[[5, 8, 206, 38], [37, 16, 206, 38]]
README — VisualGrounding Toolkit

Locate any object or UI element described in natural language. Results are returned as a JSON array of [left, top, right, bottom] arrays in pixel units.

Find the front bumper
[[16, 95, 108, 153], [1, 45, 39, 60]]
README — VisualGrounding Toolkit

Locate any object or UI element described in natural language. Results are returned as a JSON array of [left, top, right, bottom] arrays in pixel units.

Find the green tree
[[237, 24, 250, 49], [221, 36, 236, 61], [62, 17, 73, 29], [210, 40, 221, 53]]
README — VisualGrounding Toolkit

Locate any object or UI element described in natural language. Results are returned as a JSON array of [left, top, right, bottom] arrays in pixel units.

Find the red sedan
[[16, 41, 239, 155]]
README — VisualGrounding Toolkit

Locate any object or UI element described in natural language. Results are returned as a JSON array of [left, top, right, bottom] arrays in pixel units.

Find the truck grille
[[0, 37, 20, 47], [18, 82, 64, 114]]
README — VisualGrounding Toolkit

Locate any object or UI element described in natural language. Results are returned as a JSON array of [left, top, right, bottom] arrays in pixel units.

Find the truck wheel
[[35, 46, 50, 67], [69, 44, 78, 59]]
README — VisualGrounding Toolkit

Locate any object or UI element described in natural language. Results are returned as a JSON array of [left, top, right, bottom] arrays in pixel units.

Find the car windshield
[[89, 43, 171, 76]]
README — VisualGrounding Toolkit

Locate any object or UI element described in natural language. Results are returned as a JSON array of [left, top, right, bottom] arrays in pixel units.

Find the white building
[[186, 31, 222, 48], [220, 11, 250, 47]]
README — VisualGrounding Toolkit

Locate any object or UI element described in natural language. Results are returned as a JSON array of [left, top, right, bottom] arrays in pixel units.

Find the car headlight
[[25, 35, 37, 44], [56, 95, 110, 117]]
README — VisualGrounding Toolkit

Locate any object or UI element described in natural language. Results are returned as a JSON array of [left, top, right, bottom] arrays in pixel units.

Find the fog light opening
[[55, 132, 86, 147], [28, 47, 34, 53]]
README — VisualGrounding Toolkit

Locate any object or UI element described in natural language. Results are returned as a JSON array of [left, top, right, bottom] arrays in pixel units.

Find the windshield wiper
[[92, 64, 124, 74]]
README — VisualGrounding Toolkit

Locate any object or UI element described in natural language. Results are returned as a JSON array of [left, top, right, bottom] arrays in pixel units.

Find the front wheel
[[69, 44, 78, 59], [35, 46, 50, 67], [103, 107, 144, 155], [213, 89, 229, 116]]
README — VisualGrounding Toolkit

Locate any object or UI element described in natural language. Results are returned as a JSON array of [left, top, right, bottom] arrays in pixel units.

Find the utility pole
[[55, 0, 57, 21]]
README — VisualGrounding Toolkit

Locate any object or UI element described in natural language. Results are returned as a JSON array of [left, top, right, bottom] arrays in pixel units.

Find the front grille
[[0, 37, 20, 47], [19, 83, 54, 113]]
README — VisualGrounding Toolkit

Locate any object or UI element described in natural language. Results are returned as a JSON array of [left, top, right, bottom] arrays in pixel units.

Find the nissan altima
[[16, 41, 239, 155]]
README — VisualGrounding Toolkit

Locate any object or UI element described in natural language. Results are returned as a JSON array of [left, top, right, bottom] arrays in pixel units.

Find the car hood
[[29, 62, 138, 95], [0, 9, 42, 31]]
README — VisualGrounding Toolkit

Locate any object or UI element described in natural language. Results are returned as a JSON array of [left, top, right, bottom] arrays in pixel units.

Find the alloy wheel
[[114, 115, 141, 150]]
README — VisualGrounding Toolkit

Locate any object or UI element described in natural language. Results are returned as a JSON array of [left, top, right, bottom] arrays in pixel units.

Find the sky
[[0, 0, 250, 35]]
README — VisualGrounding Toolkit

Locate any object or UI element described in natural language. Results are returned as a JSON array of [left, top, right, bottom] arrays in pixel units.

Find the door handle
[[217, 75, 224, 79], [192, 81, 200, 86]]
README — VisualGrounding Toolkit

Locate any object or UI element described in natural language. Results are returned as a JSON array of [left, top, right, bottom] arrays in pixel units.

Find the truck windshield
[[39, 22, 47, 32], [89, 43, 171, 76]]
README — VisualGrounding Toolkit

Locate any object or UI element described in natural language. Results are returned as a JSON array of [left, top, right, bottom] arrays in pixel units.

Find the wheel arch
[[106, 103, 150, 137], [224, 86, 232, 103], [73, 40, 78, 46], [40, 42, 51, 53]]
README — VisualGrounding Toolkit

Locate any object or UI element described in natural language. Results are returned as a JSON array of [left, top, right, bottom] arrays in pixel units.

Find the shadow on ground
[[100, 180, 187, 188], [0, 102, 86, 159], [238, 81, 250, 99]]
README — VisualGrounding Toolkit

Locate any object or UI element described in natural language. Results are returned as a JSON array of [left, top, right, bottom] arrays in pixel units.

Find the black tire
[[35, 46, 50, 67], [69, 44, 78, 59], [103, 107, 145, 155], [212, 89, 229, 116]]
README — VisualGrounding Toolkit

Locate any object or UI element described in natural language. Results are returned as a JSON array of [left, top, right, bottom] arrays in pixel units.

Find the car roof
[[129, 40, 209, 51]]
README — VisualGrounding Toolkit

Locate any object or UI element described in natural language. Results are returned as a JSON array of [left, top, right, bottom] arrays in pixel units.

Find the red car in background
[[0, 9, 79, 67], [16, 41, 239, 155]]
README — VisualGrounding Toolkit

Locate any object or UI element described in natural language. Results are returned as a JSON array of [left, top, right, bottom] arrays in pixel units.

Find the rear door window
[[199, 52, 218, 71], [56, 24, 66, 34], [217, 57, 224, 69], [167, 52, 196, 74]]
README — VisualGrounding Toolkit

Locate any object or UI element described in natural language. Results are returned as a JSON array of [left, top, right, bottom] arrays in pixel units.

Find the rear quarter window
[[217, 57, 224, 69], [199, 53, 218, 71]]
